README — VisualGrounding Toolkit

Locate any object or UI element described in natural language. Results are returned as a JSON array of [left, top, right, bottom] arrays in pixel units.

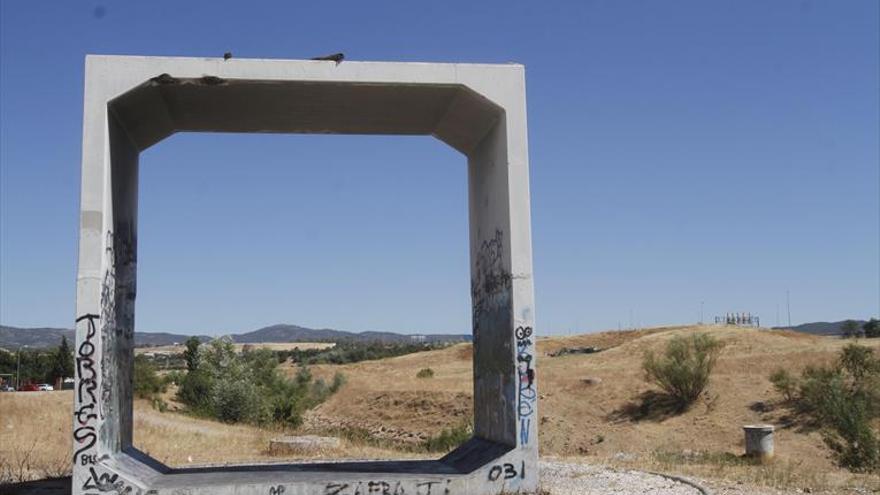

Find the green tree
[[841, 320, 863, 339], [48, 336, 74, 383], [133, 355, 165, 399], [176, 369, 214, 413], [183, 336, 201, 372], [864, 318, 880, 339]]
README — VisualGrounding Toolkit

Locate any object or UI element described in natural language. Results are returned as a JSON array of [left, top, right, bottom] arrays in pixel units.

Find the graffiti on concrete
[[487, 461, 525, 481], [74, 313, 100, 464], [471, 230, 511, 328], [516, 326, 536, 444], [82, 466, 140, 494], [99, 230, 117, 420], [95, 229, 136, 423], [323, 479, 451, 495]]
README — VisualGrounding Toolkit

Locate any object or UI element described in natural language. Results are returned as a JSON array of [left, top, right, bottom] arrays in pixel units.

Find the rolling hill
[[0, 323, 470, 350], [296, 324, 880, 490], [777, 320, 868, 336], [232, 324, 470, 344]]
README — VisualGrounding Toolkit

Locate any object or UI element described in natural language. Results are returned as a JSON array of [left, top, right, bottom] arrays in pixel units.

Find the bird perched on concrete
[[311, 52, 344, 64], [223, 52, 233, 61]]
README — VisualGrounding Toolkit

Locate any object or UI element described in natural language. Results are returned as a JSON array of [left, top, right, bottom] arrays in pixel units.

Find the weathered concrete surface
[[2, 463, 713, 495], [74, 55, 536, 494]]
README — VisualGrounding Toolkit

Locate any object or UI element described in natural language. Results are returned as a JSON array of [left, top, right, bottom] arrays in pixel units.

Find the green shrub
[[133, 355, 166, 399], [151, 398, 168, 412], [176, 369, 214, 413], [163, 370, 183, 386], [423, 422, 472, 452], [175, 339, 344, 428], [642, 333, 723, 410], [416, 368, 435, 379], [330, 372, 347, 393], [771, 344, 880, 473], [213, 379, 263, 423], [817, 375, 879, 472], [769, 368, 798, 402], [839, 344, 880, 381]]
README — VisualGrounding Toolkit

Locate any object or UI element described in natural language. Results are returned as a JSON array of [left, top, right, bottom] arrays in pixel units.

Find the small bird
[[223, 52, 233, 61], [311, 52, 345, 64]]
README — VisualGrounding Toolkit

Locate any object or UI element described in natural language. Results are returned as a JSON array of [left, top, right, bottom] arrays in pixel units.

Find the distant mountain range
[[5, 318, 869, 351], [0, 323, 471, 350], [774, 320, 869, 336]]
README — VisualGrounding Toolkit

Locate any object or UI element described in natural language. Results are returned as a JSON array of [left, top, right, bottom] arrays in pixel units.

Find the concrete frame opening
[[74, 55, 536, 495], [131, 131, 470, 465]]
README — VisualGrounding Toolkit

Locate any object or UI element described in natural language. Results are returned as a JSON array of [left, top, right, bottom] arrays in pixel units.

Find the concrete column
[[73, 107, 140, 491]]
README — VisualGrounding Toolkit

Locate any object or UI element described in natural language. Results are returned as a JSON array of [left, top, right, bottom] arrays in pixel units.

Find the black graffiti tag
[[471, 230, 511, 328], [82, 466, 134, 494], [324, 480, 449, 495], [74, 314, 99, 464], [324, 484, 348, 495], [488, 461, 525, 481]]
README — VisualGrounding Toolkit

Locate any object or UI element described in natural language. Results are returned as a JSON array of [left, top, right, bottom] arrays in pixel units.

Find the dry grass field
[[2, 326, 879, 493], [0, 392, 424, 483], [134, 341, 335, 355], [295, 325, 880, 492]]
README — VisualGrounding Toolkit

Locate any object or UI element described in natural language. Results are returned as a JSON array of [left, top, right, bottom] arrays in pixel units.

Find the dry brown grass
[[296, 325, 880, 492], [0, 392, 73, 483], [3, 327, 879, 493], [0, 391, 425, 484]]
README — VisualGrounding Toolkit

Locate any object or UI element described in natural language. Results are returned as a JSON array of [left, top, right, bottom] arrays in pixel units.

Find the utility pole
[[786, 290, 791, 328], [16, 345, 25, 390], [700, 301, 705, 325]]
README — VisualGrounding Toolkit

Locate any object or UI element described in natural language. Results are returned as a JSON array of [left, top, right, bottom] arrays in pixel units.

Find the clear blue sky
[[1, 1, 878, 336]]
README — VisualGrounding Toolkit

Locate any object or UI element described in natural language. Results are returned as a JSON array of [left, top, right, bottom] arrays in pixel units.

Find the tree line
[[0, 337, 73, 387], [841, 318, 879, 339]]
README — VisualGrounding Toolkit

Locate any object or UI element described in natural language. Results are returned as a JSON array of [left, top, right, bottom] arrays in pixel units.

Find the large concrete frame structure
[[74, 55, 536, 495]]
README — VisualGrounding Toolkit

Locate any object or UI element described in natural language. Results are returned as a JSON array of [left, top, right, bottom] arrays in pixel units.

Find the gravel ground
[[540, 460, 705, 495]]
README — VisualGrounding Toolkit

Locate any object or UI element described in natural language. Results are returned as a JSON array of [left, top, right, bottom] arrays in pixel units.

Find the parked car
[[0, 385, 14, 392], [37, 383, 54, 391], [18, 383, 39, 392]]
